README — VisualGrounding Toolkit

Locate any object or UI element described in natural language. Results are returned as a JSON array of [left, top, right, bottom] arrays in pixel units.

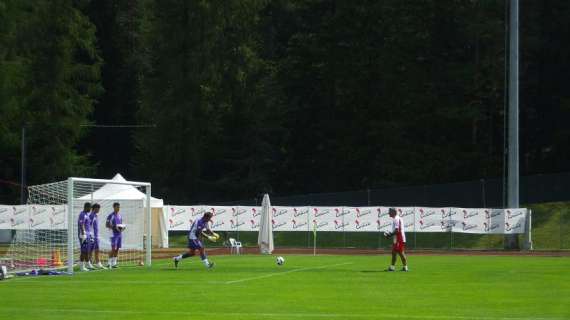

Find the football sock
[[202, 258, 210, 267]]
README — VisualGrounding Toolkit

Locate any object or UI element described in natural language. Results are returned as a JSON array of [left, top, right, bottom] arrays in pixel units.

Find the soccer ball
[[276, 256, 285, 266]]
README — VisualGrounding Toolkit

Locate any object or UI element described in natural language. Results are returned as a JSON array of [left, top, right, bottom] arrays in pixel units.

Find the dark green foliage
[[0, 0, 102, 202], [1, 1, 569, 204]]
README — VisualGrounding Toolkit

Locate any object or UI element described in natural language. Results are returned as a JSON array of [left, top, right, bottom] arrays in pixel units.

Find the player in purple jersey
[[173, 211, 215, 269], [77, 202, 92, 271], [88, 203, 106, 269], [106, 202, 125, 268]]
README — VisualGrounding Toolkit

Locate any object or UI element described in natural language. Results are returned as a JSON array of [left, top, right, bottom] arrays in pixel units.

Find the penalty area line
[[224, 262, 353, 284]]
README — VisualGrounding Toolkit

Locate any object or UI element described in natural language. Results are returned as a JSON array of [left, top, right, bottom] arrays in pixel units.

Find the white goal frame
[[66, 177, 152, 273]]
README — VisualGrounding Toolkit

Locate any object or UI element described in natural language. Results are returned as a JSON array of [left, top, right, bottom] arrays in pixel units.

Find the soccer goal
[[2, 177, 152, 274]]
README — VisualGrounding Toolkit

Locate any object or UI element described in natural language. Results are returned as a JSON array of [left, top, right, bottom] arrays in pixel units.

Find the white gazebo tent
[[79, 173, 168, 248]]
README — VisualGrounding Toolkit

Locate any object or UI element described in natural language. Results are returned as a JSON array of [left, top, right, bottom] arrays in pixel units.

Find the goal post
[[65, 177, 152, 273], [1, 176, 152, 274]]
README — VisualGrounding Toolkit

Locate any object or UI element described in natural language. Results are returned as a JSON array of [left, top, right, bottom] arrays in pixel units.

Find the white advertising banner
[[289, 206, 310, 231], [454, 208, 487, 234], [343, 207, 377, 232], [166, 206, 199, 231], [271, 206, 291, 231], [376, 207, 392, 232], [484, 208, 506, 234], [232, 206, 259, 231], [504, 208, 527, 234], [159, 205, 527, 235], [0, 205, 10, 229], [311, 206, 341, 232], [0, 205, 64, 230], [415, 207, 445, 232]]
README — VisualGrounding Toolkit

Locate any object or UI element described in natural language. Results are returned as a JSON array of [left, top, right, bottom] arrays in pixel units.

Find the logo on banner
[[0, 207, 9, 214], [419, 208, 437, 219], [169, 219, 184, 229], [405, 221, 414, 229], [377, 208, 389, 219], [190, 207, 204, 217], [31, 206, 47, 216], [232, 208, 247, 217], [442, 209, 457, 219], [170, 207, 185, 217], [461, 222, 478, 231], [230, 219, 245, 229], [49, 217, 65, 227], [312, 219, 328, 229], [293, 208, 308, 217], [333, 220, 349, 230], [441, 220, 456, 230], [334, 208, 350, 217], [376, 220, 391, 230], [505, 222, 522, 232], [251, 208, 261, 218], [292, 219, 307, 229], [210, 208, 226, 216], [506, 210, 524, 219], [0, 219, 8, 225], [29, 218, 46, 228], [12, 206, 26, 216], [271, 219, 287, 230], [398, 208, 414, 218], [355, 219, 371, 229], [419, 219, 437, 230], [313, 208, 329, 217], [51, 206, 64, 216], [211, 220, 224, 229], [272, 208, 287, 217], [483, 222, 501, 232], [10, 218, 26, 227], [355, 208, 371, 218], [463, 209, 479, 219], [249, 220, 259, 229], [484, 210, 502, 219]]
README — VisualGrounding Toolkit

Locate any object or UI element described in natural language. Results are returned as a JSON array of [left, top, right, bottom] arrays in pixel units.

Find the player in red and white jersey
[[385, 208, 408, 271]]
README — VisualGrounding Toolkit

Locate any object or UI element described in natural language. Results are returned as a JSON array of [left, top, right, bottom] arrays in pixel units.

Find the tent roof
[[78, 173, 163, 207]]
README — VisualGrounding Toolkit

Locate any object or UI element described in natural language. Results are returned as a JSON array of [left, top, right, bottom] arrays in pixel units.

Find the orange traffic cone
[[52, 249, 63, 267]]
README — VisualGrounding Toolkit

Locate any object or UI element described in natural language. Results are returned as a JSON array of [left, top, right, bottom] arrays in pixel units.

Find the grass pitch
[[1, 254, 569, 320]]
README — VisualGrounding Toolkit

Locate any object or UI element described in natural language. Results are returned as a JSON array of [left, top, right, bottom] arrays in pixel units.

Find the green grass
[[1, 255, 569, 320]]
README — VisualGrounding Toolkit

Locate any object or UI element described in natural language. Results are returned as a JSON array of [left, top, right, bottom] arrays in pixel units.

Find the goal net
[[1, 177, 151, 274]]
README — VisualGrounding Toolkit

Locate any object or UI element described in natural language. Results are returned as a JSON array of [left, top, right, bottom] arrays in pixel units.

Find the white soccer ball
[[276, 256, 285, 266]]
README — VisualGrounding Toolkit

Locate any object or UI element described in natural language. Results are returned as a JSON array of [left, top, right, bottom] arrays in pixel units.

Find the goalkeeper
[[384, 208, 409, 272], [77, 202, 93, 271], [173, 211, 217, 269], [105, 202, 124, 268]]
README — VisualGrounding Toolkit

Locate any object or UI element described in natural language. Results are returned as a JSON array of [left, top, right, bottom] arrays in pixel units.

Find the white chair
[[228, 238, 242, 255]]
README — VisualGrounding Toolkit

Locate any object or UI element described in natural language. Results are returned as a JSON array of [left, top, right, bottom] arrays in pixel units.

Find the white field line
[[0, 308, 565, 320], [225, 262, 353, 284]]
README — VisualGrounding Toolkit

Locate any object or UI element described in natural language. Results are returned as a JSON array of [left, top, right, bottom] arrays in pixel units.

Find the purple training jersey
[[89, 212, 99, 239], [106, 212, 123, 236], [77, 211, 92, 237], [188, 217, 209, 240]]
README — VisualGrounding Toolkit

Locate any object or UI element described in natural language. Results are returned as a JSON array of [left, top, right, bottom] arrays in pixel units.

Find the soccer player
[[173, 211, 215, 269], [77, 202, 93, 271], [106, 202, 124, 268], [385, 208, 409, 272], [89, 203, 105, 269]]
